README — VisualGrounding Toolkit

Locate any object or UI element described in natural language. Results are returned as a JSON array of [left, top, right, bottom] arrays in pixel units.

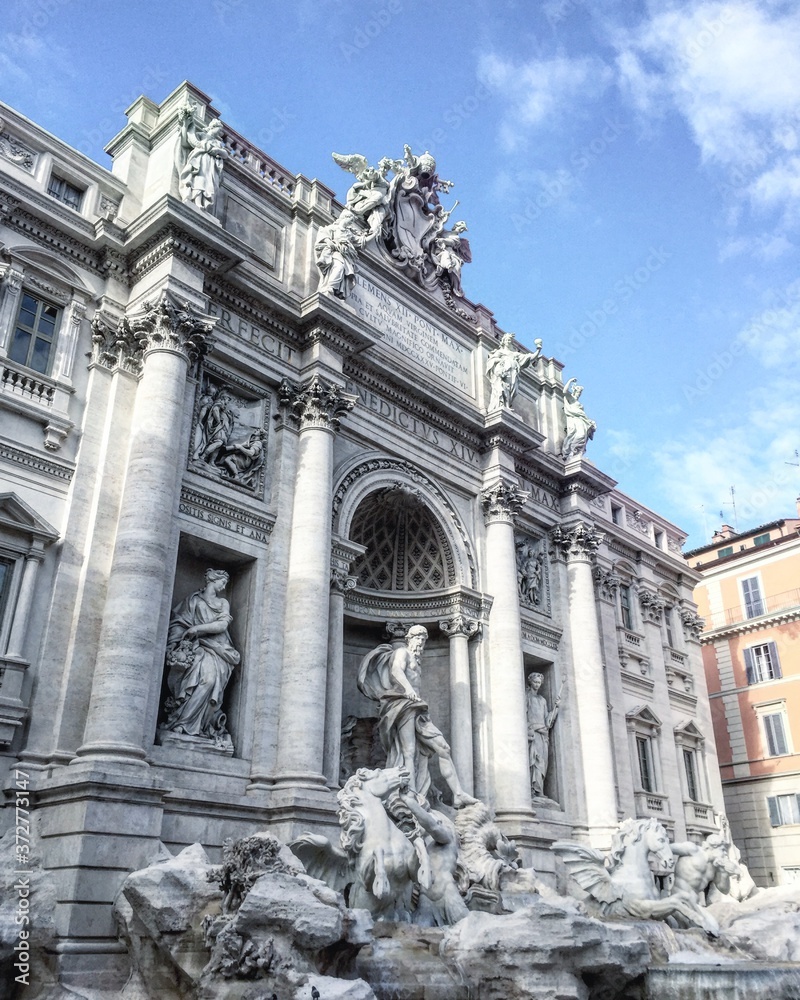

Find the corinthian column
[[551, 521, 617, 844], [481, 480, 531, 816], [439, 614, 480, 796], [274, 376, 356, 787], [76, 292, 214, 764]]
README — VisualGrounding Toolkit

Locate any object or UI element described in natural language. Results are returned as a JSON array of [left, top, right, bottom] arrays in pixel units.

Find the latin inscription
[[350, 276, 474, 396], [179, 499, 272, 543], [208, 302, 294, 361], [348, 383, 480, 466], [517, 476, 560, 512]]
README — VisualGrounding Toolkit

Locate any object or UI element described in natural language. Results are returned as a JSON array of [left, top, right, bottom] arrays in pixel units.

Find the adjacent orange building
[[686, 509, 800, 886]]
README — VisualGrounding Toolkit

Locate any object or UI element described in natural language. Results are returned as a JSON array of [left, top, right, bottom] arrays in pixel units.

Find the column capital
[[679, 607, 705, 641], [128, 290, 215, 366], [593, 564, 620, 602], [439, 614, 481, 639], [0, 261, 24, 293], [638, 587, 665, 624], [550, 521, 603, 562], [278, 374, 357, 431], [481, 480, 529, 524], [330, 567, 357, 593], [91, 312, 142, 374]]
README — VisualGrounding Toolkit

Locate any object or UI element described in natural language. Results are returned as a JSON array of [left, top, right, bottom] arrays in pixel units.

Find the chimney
[[712, 524, 735, 543], [796, 496, 800, 518]]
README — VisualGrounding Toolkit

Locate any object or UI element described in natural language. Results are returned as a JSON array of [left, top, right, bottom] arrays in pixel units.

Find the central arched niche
[[338, 481, 462, 794], [349, 484, 455, 592]]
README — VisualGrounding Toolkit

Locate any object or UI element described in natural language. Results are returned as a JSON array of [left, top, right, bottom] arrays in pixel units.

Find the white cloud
[[477, 51, 612, 150], [615, 2, 800, 226]]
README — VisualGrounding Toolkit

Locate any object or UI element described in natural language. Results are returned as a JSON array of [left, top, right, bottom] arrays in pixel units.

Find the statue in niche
[[357, 625, 476, 808], [177, 105, 228, 212], [191, 379, 266, 490], [561, 377, 596, 459], [526, 672, 562, 798], [314, 208, 363, 300], [485, 334, 543, 410], [516, 538, 545, 608], [430, 220, 471, 297], [161, 568, 240, 751]]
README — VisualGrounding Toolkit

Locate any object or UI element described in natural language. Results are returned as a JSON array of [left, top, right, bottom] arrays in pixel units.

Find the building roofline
[[684, 519, 794, 558]]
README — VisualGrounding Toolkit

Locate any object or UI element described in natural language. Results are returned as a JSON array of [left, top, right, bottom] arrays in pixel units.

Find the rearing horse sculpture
[[553, 817, 719, 935], [291, 766, 430, 921]]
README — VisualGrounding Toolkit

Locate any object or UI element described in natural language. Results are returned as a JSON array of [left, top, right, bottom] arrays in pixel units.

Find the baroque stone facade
[[0, 83, 722, 986]]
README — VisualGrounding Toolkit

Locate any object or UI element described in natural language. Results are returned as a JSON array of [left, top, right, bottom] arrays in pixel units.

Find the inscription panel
[[349, 275, 474, 397]]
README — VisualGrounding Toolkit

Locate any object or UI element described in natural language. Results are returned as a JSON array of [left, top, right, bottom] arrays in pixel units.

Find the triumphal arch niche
[[332, 457, 484, 803]]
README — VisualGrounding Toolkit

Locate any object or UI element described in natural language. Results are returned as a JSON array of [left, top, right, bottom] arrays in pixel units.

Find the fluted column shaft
[[77, 294, 213, 762], [440, 614, 479, 796], [275, 377, 356, 785], [6, 549, 44, 660], [482, 482, 531, 814], [554, 522, 618, 843]]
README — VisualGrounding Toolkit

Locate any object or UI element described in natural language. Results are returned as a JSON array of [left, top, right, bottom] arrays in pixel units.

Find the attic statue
[[485, 334, 543, 410], [561, 377, 596, 459], [177, 105, 228, 212]]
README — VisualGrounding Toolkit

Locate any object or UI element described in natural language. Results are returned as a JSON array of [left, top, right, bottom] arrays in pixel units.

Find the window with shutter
[[763, 712, 789, 756], [741, 577, 764, 618]]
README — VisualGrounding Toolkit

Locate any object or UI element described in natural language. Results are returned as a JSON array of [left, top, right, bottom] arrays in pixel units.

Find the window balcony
[[703, 587, 800, 631]]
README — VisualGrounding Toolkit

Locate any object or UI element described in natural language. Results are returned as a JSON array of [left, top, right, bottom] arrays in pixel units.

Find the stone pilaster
[[480, 480, 531, 817], [551, 521, 618, 845], [75, 292, 214, 764], [274, 376, 356, 788], [323, 536, 364, 787], [439, 613, 480, 797]]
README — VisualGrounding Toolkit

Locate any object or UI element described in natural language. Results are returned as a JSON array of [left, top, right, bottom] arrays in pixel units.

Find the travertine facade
[[0, 82, 722, 983]]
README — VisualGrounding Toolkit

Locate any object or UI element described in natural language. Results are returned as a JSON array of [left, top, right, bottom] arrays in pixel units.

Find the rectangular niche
[[188, 363, 270, 498], [156, 533, 255, 759], [524, 657, 561, 806]]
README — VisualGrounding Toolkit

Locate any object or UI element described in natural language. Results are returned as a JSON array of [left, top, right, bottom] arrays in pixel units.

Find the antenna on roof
[[785, 449, 799, 467], [720, 485, 738, 531]]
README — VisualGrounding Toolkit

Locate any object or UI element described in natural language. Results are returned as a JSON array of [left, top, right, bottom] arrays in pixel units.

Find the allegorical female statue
[[161, 568, 240, 749], [178, 107, 228, 212]]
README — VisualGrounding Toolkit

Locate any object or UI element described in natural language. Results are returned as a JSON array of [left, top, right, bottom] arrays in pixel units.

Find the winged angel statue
[[553, 817, 720, 935], [314, 146, 471, 303]]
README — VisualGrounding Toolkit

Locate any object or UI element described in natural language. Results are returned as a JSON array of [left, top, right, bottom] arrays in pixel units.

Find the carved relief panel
[[189, 365, 269, 496], [515, 533, 551, 616]]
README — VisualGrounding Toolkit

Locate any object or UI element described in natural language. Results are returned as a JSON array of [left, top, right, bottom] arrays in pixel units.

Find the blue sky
[[3, 0, 800, 549]]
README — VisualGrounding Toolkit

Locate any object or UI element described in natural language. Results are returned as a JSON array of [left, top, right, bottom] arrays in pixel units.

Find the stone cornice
[[514, 458, 562, 499], [559, 462, 616, 502], [206, 277, 299, 344], [0, 188, 104, 275], [480, 407, 545, 457], [0, 439, 73, 482], [344, 585, 491, 624], [179, 484, 276, 540], [519, 615, 563, 651], [128, 224, 231, 285], [342, 357, 484, 451]]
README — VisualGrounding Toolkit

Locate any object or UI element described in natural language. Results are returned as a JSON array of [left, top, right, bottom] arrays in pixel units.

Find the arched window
[[349, 485, 455, 592]]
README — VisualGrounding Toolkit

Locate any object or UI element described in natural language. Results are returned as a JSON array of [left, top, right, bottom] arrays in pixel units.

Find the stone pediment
[[626, 704, 662, 732], [0, 492, 59, 545]]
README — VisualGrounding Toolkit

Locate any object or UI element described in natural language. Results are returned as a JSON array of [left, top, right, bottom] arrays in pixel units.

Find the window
[[664, 606, 675, 647], [611, 504, 622, 525], [654, 529, 664, 549], [636, 736, 655, 792], [753, 532, 770, 547], [47, 174, 83, 210], [767, 793, 800, 827], [9, 292, 60, 374], [0, 555, 14, 629], [619, 584, 633, 629], [741, 576, 764, 618], [683, 749, 700, 801], [744, 642, 781, 684], [762, 711, 789, 757], [718, 545, 733, 558]]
